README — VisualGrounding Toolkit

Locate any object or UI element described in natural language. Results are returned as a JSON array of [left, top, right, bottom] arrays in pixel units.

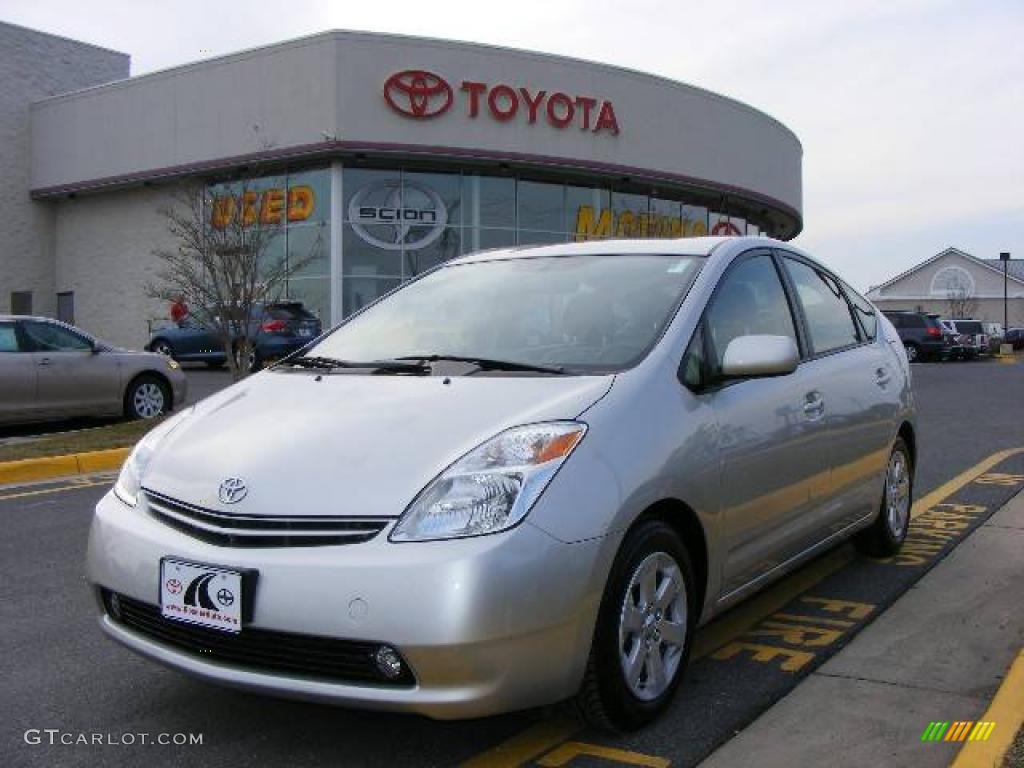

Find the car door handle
[[803, 392, 825, 420], [37, 357, 52, 367]]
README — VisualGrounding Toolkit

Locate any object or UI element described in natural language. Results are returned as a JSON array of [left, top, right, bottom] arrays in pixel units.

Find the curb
[[0, 447, 130, 486], [951, 649, 1024, 768]]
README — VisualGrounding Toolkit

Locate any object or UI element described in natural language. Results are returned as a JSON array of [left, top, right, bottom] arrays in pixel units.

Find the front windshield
[[306, 254, 703, 373]]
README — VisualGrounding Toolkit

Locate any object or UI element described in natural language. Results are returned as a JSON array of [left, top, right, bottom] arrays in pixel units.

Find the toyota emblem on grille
[[218, 477, 248, 504], [383, 70, 453, 119]]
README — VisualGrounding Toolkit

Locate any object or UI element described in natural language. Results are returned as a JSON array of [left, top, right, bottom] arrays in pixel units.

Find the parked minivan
[[88, 238, 915, 731]]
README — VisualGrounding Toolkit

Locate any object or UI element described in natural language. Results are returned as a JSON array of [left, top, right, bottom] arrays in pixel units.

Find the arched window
[[930, 266, 975, 296]]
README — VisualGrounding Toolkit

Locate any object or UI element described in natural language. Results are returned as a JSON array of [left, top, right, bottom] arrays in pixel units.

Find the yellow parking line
[[910, 447, 1024, 520], [460, 717, 581, 768], [0, 476, 113, 502], [951, 649, 1024, 767], [537, 742, 670, 767]]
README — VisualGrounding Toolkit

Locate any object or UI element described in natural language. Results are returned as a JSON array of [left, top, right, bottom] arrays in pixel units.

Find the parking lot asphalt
[[1, 358, 1022, 768]]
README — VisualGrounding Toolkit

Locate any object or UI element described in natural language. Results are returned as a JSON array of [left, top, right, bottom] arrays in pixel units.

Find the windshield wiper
[[394, 354, 566, 374], [280, 356, 428, 373]]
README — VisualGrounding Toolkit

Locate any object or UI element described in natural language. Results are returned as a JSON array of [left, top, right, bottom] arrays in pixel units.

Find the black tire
[[233, 344, 259, 373], [151, 339, 175, 358], [577, 519, 696, 732], [855, 437, 913, 557], [903, 343, 919, 363], [124, 374, 171, 421]]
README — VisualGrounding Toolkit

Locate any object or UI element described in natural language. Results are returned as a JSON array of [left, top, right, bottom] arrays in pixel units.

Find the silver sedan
[[87, 237, 914, 730], [0, 315, 187, 426]]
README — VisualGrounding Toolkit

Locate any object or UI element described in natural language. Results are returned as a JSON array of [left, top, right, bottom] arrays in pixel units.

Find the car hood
[[143, 371, 614, 518]]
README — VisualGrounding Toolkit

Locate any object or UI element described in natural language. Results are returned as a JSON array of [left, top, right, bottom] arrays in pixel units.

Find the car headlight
[[390, 421, 586, 542], [166, 358, 180, 370], [113, 407, 194, 506]]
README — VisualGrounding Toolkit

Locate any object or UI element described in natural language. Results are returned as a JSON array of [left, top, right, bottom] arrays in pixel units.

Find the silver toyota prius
[[87, 237, 915, 730]]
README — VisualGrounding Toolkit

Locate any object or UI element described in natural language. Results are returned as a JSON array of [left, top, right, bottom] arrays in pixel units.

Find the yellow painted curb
[[0, 447, 130, 486], [951, 649, 1024, 767]]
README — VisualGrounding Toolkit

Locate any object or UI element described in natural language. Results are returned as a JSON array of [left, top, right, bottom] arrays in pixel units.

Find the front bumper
[[86, 490, 608, 719]]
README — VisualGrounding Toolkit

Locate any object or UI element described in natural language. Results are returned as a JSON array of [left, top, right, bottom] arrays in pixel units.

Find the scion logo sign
[[382, 69, 621, 135], [383, 70, 454, 118], [349, 180, 448, 251]]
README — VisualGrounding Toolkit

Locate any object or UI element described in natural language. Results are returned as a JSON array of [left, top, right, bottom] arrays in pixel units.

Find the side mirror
[[721, 335, 799, 378], [90, 342, 102, 355]]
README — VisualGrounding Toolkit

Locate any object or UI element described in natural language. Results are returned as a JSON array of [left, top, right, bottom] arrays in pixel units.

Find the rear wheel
[[903, 343, 919, 363], [151, 340, 174, 358], [124, 375, 170, 420], [855, 437, 912, 556], [577, 519, 695, 732]]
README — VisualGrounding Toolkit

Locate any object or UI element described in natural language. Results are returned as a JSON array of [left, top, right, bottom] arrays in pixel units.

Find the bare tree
[[945, 285, 978, 319], [148, 173, 321, 380]]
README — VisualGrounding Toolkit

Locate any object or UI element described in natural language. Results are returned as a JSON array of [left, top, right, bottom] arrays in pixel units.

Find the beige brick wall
[[54, 186, 177, 349], [0, 22, 128, 316]]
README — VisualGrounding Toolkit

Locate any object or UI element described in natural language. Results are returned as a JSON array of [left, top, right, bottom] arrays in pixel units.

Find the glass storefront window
[[566, 185, 611, 241], [471, 228, 517, 252], [681, 205, 708, 237], [517, 230, 566, 246], [287, 169, 329, 226], [464, 175, 515, 229], [343, 274, 401, 317], [286, 277, 331, 324], [342, 224, 402, 278], [517, 180, 564, 233], [408, 227, 462, 275], [403, 171, 463, 228], [709, 213, 745, 237], [287, 223, 329, 278]]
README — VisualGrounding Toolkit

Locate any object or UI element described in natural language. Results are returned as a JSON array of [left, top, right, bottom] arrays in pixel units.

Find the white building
[[3, 24, 804, 349], [866, 247, 1024, 328]]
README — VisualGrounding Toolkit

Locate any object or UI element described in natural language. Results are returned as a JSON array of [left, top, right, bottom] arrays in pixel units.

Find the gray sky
[[5, 0, 1022, 290]]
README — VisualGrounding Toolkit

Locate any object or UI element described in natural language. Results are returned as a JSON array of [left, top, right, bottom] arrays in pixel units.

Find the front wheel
[[577, 519, 695, 732], [855, 437, 912, 556], [124, 375, 170, 420]]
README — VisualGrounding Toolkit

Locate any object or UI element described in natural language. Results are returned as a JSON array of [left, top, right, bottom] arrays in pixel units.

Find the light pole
[[1000, 252, 1011, 333]]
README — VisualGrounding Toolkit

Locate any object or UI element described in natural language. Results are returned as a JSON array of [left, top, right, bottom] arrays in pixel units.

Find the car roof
[[446, 236, 750, 265], [0, 314, 62, 323]]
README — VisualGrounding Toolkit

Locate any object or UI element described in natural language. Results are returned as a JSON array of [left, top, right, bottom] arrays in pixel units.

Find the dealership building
[[1, 22, 803, 349]]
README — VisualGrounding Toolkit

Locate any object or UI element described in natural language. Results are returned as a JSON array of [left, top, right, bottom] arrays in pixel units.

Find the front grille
[[103, 591, 415, 687], [143, 490, 391, 548]]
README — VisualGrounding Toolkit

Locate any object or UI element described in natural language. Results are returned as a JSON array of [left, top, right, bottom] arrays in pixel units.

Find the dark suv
[[148, 301, 322, 371], [882, 311, 951, 362]]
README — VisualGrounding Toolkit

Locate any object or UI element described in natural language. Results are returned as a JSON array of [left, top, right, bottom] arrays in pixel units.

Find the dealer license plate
[[160, 558, 243, 633]]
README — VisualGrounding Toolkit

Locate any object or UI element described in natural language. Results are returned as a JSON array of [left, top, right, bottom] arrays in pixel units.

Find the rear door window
[[0, 323, 19, 352], [841, 281, 877, 341], [782, 258, 860, 354], [23, 321, 92, 351]]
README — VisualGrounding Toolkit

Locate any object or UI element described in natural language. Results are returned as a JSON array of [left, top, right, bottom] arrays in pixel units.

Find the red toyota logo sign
[[711, 221, 742, 236], [383, 70, 454, 119]]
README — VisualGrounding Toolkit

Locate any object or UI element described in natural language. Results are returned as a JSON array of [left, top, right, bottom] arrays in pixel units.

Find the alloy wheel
[[618, 551, 688, 702], [885, 450, 911, 539], [133, 382, 165, 419]]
